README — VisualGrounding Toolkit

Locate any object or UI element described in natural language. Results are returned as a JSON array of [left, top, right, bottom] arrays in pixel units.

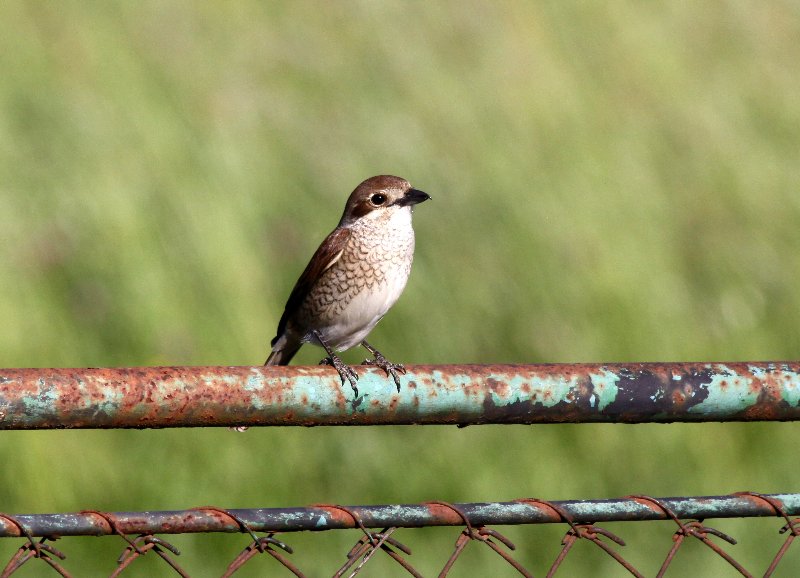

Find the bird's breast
[[301, 219, 416, 349]]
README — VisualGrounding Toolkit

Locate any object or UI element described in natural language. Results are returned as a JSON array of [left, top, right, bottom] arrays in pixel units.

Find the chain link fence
[[1, 493, 799, 577], [1, 362, 798, 576]]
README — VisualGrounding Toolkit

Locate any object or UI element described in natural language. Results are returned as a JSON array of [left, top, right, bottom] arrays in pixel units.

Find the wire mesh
[[1, 493, 799, 577]]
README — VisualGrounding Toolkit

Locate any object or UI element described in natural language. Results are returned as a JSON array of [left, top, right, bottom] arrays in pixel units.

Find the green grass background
[[1, 1, 799, 575]]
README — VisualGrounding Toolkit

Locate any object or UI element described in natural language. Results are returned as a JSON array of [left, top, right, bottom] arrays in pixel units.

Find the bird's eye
[[370, 193, 387, 205]]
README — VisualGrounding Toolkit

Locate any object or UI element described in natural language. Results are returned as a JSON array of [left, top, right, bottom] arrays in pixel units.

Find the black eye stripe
[[371, 193, 387, 205]]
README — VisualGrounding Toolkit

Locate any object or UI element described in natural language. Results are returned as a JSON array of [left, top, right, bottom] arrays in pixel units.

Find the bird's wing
[[272, 227, 352, 345]]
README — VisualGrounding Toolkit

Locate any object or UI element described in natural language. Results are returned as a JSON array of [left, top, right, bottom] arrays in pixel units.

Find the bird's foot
[[320, 355, 360, 396], [362, 351, 406, 392]]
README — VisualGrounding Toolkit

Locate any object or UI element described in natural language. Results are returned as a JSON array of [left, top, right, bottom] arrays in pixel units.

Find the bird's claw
[[362, 355, 406, 393], [320, 356, 360, 397]]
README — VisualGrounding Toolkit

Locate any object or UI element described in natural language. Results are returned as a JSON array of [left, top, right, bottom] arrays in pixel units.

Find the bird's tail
[[265, 339, 301, 366]]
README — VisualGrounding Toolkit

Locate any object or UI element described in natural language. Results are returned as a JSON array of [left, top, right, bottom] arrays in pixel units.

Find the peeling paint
[[588, 368, 621, 411], [688, 365, 757, 416]]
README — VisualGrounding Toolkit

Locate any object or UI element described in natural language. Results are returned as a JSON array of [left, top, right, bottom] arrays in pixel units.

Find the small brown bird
[[265, 175, 430, 396]]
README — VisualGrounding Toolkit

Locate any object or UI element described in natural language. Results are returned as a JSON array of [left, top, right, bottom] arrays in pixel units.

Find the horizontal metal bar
[[0, 363, 798, 429], [0, 493, 797, 538]]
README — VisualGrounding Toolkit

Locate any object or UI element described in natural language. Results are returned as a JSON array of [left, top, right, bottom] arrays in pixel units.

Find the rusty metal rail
[[0, 362, 798, 429], [1, 493, 798, 538]]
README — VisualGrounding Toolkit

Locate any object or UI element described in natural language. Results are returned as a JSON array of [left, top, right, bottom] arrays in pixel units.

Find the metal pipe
[[0, 493, 797, 538], [0, 362, 798, 429]]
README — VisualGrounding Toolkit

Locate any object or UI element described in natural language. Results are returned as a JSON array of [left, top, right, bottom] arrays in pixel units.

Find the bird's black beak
[[394, 188, 431, 207]]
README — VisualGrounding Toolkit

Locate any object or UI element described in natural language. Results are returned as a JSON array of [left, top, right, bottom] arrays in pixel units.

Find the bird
[[265, 175, 430, 397]]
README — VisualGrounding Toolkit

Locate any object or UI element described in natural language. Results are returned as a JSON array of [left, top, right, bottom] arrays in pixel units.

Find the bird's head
[[339, 175, 430, 227]]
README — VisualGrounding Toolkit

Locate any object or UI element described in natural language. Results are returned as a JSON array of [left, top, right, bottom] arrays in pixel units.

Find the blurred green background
[[1, 1, 799, 575]]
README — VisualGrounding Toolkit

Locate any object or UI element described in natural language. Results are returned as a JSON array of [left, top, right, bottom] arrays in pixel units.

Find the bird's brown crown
[[341, 175, 412, 223]]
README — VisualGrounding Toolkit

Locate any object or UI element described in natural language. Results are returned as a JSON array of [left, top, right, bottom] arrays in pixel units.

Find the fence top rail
[[0, 362, 798, 429]]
